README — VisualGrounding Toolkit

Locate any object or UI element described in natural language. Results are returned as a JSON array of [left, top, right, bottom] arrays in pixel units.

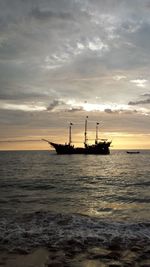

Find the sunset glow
[[0, 0, 150, 150]]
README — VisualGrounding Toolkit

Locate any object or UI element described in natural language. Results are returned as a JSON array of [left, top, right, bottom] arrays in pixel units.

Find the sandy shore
[[0, 245, 150, 267], [0, 248, 49, 267]]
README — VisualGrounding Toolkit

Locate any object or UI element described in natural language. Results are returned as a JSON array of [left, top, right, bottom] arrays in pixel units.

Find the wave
[[0, 211, 150, 252]]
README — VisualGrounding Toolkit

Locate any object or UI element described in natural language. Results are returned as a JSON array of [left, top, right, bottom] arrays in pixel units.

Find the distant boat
[[43, 117, 111, 155], [126, 151, 140, 154]]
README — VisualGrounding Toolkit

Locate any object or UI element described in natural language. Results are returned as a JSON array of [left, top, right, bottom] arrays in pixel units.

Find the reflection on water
[[0, 150, 150, 221], [0, 150, 150, 255]]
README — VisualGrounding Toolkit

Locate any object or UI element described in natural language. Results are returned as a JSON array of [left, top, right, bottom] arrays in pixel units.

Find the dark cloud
[[104, 108, 113, 113], [128, 98, 150, 105], [67, 107, 83, 113], [104, 108, 138, 114], [141, 93, 150, 97], [30, 7, 73, 21], [47, 101, 84, 112], [47, 99, 65, 111], [0, 92, 47, 100]]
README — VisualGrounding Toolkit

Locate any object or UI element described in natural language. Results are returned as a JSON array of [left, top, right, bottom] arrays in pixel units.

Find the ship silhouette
[[43, 117, 111, 154]]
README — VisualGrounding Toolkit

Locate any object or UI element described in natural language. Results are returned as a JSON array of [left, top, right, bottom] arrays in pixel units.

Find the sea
[[0, 150, 150, 252]]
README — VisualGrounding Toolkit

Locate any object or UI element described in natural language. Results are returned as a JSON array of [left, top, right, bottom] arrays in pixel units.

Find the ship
[[43, 117, 111, 155], [126, 151, 140, 154]]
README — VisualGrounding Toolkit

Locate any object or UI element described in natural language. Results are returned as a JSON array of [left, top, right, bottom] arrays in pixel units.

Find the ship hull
[[50, 142, 111, 155], [126, 151, 140, 154]]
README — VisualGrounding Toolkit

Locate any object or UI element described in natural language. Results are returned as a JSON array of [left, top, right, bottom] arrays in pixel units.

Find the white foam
[[0, 212, 150, 251]]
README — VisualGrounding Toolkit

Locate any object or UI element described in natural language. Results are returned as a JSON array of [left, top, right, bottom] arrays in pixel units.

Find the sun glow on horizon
[[0, 131, 150, 150], [66, 100, 150, 115]]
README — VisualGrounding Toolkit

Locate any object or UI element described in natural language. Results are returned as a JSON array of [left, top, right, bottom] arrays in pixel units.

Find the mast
[[84, 116, 88, 147], [95, 122, 99, 144], [68, 122, 73, 145]]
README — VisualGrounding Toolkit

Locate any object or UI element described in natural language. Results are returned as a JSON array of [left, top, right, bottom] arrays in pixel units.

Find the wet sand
[[0, 245, 150, 267]]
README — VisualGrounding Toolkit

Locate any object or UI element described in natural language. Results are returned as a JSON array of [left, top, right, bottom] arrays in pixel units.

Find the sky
[[0, 0, 150, 150]]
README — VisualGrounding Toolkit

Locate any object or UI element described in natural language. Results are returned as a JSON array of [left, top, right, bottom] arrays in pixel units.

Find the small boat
[[126, 151, 140, 154], [43, 117, 111, 155]]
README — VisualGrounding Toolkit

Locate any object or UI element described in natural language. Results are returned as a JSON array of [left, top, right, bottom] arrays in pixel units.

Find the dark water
[[0, 150, 150, 250]]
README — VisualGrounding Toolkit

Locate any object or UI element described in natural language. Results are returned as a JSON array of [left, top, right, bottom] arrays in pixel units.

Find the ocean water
[[0, 150, 150, 251]]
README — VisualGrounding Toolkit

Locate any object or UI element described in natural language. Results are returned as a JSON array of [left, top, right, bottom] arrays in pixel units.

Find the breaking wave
[[0, 211, 150, 252]]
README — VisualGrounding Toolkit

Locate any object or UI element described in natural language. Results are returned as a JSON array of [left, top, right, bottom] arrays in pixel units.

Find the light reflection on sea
[[0, 150, 149, 221]]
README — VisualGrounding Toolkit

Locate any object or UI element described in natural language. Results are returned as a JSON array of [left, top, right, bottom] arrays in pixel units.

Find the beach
[[0, 243, 150, 267]]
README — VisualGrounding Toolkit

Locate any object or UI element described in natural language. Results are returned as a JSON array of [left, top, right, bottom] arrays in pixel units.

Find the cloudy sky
[[0, 0, 150, 150]]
